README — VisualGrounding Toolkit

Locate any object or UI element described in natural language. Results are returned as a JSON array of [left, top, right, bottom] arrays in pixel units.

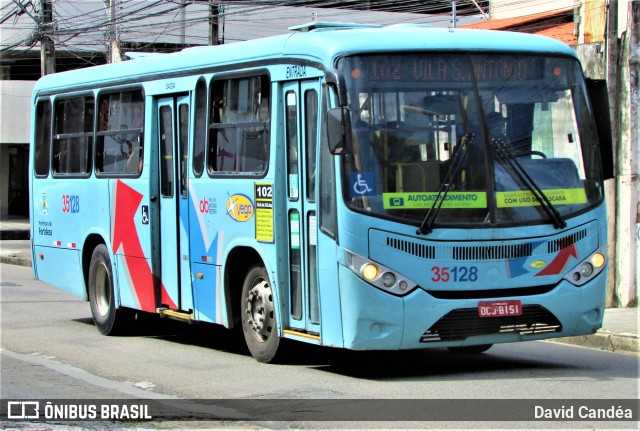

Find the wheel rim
[[94, 261, 111, 317], [244, 277, 275, 343]]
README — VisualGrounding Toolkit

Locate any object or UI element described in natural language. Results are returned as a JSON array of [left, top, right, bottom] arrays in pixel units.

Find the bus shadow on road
[[73, 313, 250, 356], [74, 316, 626, 381]]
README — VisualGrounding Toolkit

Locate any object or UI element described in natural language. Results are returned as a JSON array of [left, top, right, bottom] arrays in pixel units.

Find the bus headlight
[[344, 249, 418, 296], [565, 251, 606, 286], [362, 263, 379, 281], [591, 252, 605, 268]]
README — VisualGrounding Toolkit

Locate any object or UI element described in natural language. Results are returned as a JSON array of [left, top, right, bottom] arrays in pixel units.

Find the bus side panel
[[113, 255, 142, 310], [338, 265, 404, 350], [32, 246, 85, 299], [110, 178, 159, 313], [192, 262, 219, 323], [316, 231, 344, 348], [187, 178, 279, 328], [32, 177, 110, 300], [187, 182, 226, 325]]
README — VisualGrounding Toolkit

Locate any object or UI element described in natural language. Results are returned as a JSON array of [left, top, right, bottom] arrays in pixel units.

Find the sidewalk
[[1, 217, 637, 354]]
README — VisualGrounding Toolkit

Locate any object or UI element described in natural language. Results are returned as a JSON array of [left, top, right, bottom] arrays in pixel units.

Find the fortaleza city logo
[[6, 401, 152, 420]]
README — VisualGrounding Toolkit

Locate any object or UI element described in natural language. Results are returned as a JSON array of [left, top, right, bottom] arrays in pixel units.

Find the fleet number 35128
[[431, 266, 478, 282]]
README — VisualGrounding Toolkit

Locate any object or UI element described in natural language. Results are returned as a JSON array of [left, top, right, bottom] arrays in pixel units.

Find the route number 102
[[256, 185, 273, 199]]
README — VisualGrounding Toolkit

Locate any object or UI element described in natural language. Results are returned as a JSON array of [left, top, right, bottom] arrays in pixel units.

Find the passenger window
[[304, 89, 318, 202], [34, 99, 52, 177], [207, 75, 270, 175], [193, 78, 207, 177], [95, 90, 144, 176], [52, 95, 94, 175]]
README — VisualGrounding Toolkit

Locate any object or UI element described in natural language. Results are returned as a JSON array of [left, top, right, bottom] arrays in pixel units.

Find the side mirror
[[585, 78, 614, 180], [326, 107, 352, 155]]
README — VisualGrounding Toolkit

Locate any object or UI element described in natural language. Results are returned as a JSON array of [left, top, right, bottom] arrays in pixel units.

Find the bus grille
[[378, 226, 590, 262], [548, 229, 587, 253], [419, 305, 561, 343], [450, 228, 588, 261], [386, 237, 436, 259], [452, 242, 537, 260]]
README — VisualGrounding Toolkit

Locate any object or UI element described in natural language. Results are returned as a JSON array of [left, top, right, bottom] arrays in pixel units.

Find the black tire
[[88, 244, 130, 335], [447, 344, 493, 354], [240, 264, 281, 363]]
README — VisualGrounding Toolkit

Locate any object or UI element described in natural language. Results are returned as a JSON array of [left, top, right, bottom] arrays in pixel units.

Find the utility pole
[[180, 0, 186, 46], [604, 0, 619, 305], [106, 0, 121, 63], [209, 0, 219, 45], [451, 1, 457, 29], [39, 0, 55, 75]]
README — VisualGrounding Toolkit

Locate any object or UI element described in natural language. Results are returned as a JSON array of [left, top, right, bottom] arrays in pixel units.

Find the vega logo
[[226, 193, 254, 222]]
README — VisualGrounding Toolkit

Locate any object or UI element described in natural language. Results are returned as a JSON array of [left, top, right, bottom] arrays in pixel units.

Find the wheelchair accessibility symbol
[[141, 205, 149, 225], [350, 173, 375, 197]]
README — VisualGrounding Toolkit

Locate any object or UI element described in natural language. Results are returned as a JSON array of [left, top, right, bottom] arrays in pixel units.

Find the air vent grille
[[386, 237, 435, 259], [547, 229, 587, 253], [419, 305, 561, 343], [452, 243, 538, 261]]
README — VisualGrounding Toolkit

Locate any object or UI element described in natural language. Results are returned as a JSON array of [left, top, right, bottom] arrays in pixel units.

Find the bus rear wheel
[[240, 265, 280, 363], [88, 244, 129, 335]]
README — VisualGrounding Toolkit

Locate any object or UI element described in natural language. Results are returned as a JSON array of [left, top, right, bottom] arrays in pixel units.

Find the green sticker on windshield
[[496, 188, 587, 208], [383, 192, 487, 209]]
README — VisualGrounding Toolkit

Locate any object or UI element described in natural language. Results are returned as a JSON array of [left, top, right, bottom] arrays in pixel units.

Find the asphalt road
[[1, 263, 638, 429]]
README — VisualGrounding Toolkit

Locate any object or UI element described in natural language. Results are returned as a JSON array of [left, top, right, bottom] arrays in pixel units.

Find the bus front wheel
[[240, 265, 280, 363], [88, 244, 129, 335]]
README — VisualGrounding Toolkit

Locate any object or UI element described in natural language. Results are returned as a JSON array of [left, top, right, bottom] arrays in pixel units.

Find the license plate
[[478, 300, 522, 318]]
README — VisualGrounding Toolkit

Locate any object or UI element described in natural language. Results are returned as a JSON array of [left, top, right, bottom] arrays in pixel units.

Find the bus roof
[[33, 25, 577, 95]]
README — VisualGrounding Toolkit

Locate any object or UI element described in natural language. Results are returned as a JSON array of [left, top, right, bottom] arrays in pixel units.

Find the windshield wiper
[[417, 132, 475, 235], [492, 138, 566, 229]]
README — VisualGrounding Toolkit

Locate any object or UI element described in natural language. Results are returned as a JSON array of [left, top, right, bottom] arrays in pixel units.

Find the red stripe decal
[[112, 180, 176, 311], [536, 244, 578, 276]]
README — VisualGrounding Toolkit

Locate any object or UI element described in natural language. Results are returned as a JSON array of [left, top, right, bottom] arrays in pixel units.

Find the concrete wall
[[0, 81, 35, 144], [613, 0, 639, 307], [572, 1, 637, 308], [0, 81, 34, 219]]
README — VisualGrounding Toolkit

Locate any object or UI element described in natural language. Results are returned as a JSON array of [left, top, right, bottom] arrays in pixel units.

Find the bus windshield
[[338, 53, 604, 229]]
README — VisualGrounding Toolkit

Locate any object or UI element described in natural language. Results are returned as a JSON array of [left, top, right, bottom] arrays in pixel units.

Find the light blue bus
[[30, 23, 612, 362]]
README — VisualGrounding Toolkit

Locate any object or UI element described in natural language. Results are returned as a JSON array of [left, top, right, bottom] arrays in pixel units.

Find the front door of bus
[[155, 96, 192, 312], [283, 80, 320, 334]]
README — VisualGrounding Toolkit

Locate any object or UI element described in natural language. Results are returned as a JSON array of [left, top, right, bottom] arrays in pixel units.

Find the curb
[[550, 331, 639, 354], [0, 256, 32, 267], [0, 230, 30, 241]]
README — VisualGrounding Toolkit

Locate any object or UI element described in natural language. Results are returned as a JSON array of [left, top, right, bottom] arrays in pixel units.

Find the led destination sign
[[356, 55, 544, 83]]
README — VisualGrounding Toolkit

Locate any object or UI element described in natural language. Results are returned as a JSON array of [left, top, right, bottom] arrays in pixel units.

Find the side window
[[178, 103, 189, 198], [193, 78, 207, 177], [159, 105, 174, 197], [34, 99, 52, 177], [305, 89, 318, 202], [207, 74, 270, 175], [52, 95, 94, 175], [95, 90, 144, 176], [286, 90, 298, 200], [319, 88, 336, 238]]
